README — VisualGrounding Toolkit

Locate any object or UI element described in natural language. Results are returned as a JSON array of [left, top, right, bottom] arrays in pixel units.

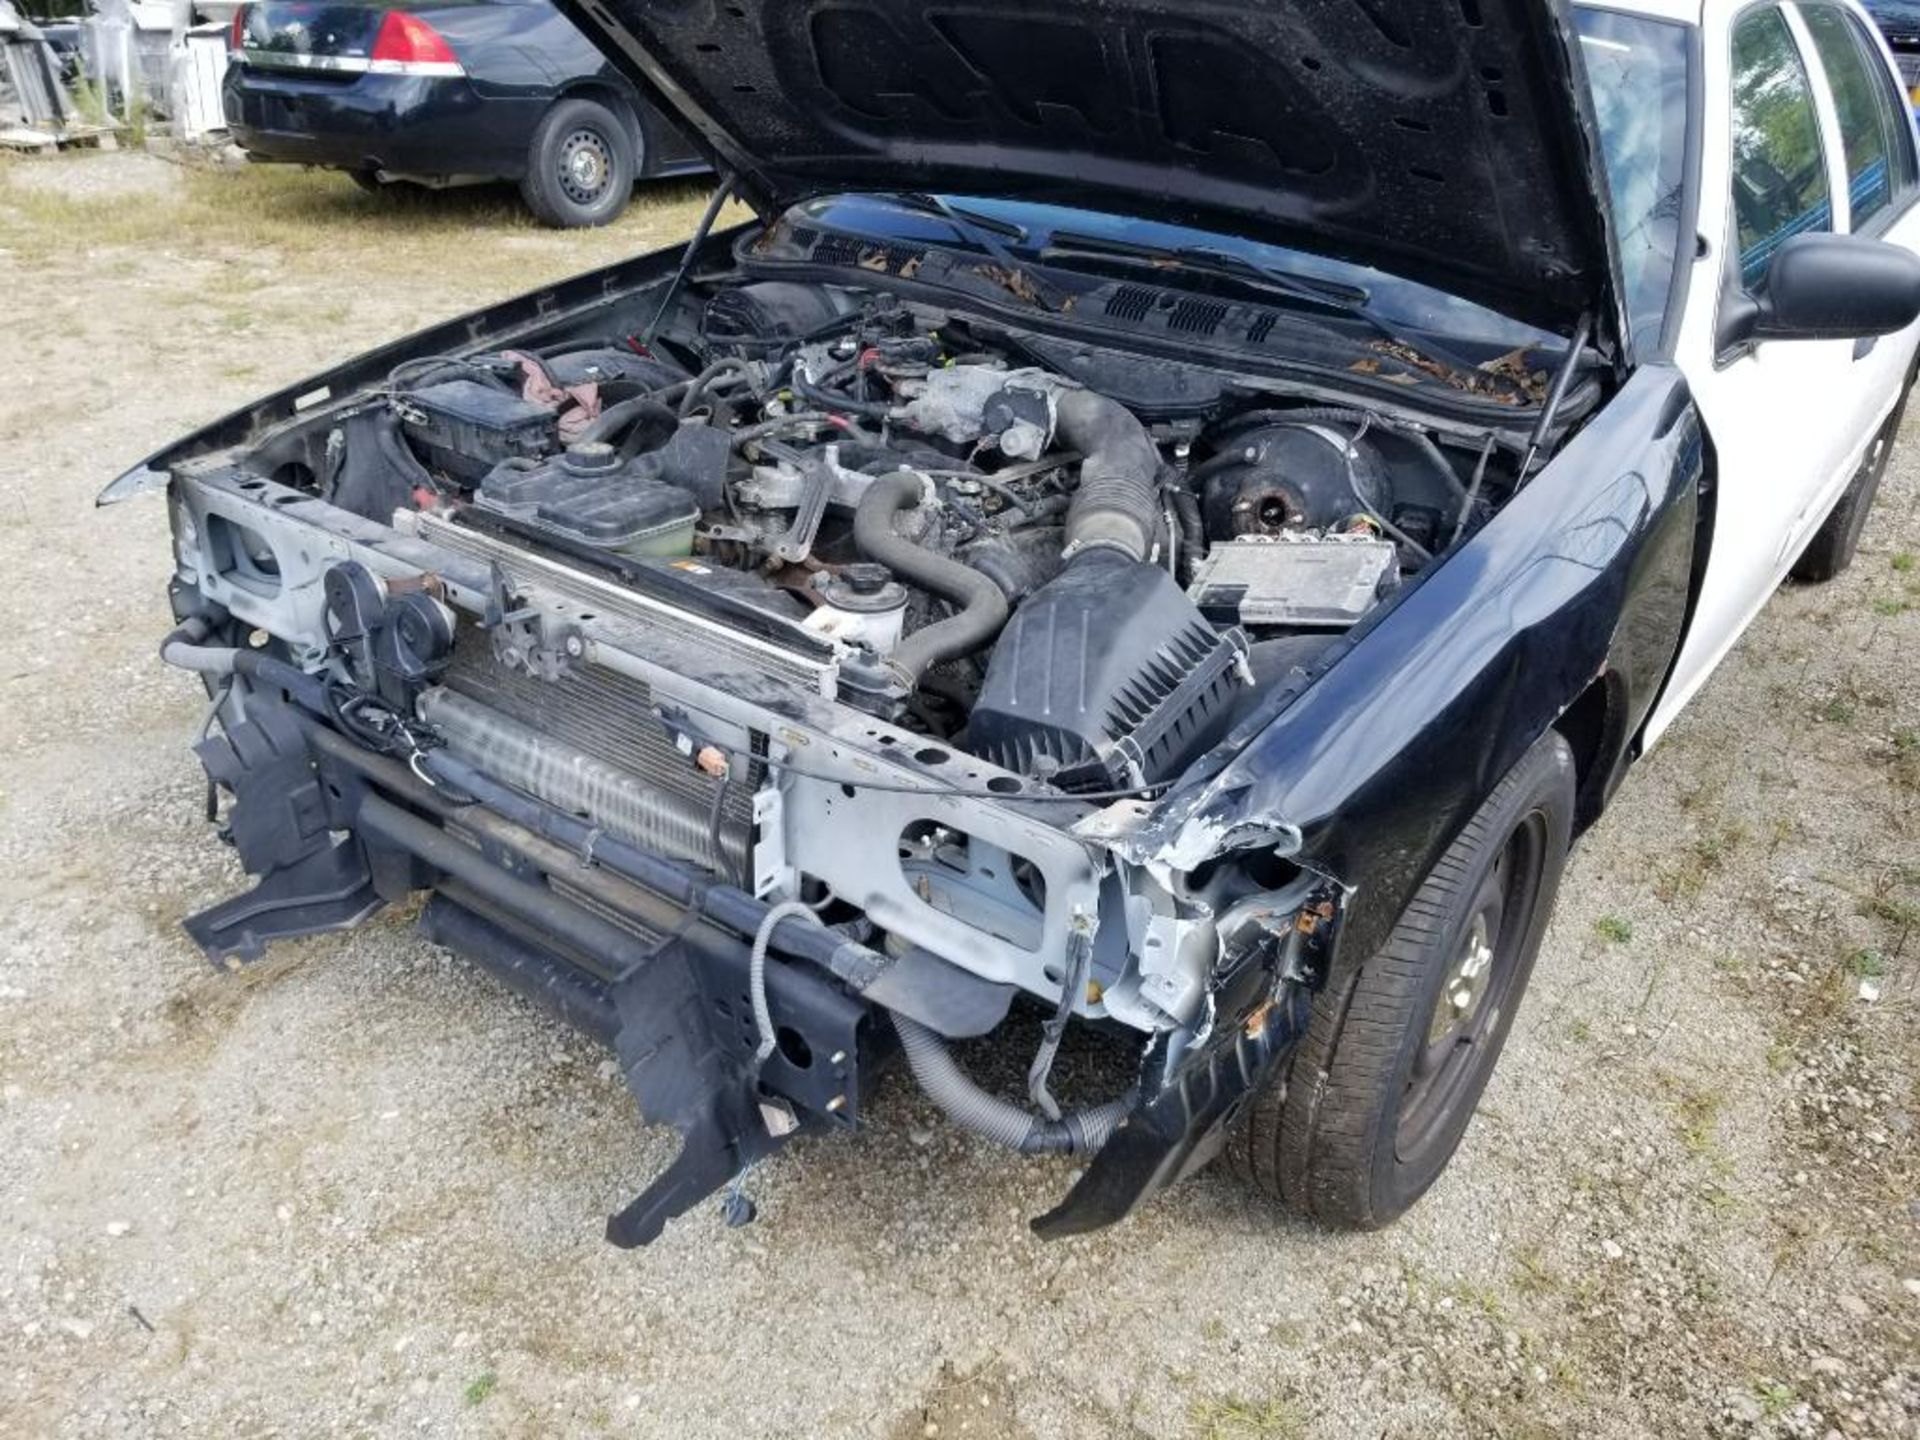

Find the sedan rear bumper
[[223, 66, 539, 179]]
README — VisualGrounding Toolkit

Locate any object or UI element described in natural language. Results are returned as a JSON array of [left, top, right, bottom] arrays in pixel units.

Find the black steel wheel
[[1230, 729, 1576, 1228], [520, 97, 636, 229], [1393, 809, 1548, 1173]]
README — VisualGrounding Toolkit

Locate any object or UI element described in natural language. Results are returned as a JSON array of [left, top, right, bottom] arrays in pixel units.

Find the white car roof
[[1577, 0, 1703, 25], [1580, 0, 1882, 27]]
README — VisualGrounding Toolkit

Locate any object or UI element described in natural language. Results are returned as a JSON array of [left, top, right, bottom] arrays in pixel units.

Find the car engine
[[318, 279, 1494, 798]]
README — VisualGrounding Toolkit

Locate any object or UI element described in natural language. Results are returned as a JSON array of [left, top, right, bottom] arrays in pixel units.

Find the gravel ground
[[1, 152, 1916, 1440]]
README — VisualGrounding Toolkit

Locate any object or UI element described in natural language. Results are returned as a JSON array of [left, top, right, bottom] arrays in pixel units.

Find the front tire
[[519, 97, 636, 229], [1233, 729, 1576, 1227]]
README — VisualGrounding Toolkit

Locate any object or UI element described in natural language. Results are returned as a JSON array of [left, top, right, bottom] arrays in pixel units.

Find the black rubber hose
[[853, 472, 1009, 686], [158, 618, 327, 711], [577, 396, 678, 448], [1054, 388, 1162, 562], [676, 358, 757, 418], [1170, 485, 1206, 578], [794, 371, 890, 419], [892, 1013, 1133, 1155]]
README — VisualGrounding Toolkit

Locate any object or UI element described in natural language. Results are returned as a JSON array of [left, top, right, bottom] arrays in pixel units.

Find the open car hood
[[560, 0, 1617, 336]]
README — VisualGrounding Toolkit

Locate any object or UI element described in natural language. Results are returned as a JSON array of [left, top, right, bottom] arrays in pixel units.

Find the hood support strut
[[641, 168, 738, 346]]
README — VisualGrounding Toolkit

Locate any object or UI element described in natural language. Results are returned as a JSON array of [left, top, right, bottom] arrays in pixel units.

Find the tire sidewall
[[1794, 364, 1911, 581], [1835, 407, 1899, 562], [1363, 734, 1576, 1219], [524, 97, 636, 228]]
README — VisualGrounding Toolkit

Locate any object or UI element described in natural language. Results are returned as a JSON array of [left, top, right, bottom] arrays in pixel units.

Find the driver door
[[1650, 1, 1912, 742]]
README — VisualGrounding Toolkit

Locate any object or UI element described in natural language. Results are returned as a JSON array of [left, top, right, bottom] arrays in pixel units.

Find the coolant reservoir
[[477, 443, 699, 559], [803, 564, 908, 654]]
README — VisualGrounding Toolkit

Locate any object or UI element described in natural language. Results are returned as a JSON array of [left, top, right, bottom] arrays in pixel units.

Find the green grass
[[1658, 823, 1745, 901], [1844, 948, 1887, 978], [1190, 1394, 1307, 1439], [1668, 1080, 1727, 1162], [0, 153, 727, 297], [1863, 893, 1919, 929], [1594, 915, 1633, 944], [463, 1371, 498, 1406], [1892, 552, 1915, 573]]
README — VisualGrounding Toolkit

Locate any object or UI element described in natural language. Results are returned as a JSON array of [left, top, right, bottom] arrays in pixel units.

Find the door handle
[[1855, 335, 1879, 360]]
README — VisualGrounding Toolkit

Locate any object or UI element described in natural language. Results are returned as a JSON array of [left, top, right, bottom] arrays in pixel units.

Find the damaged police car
[[104, 0, 1920, 1245]]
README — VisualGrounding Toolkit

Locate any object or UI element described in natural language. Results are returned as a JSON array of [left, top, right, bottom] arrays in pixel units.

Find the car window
[[1729, 6, 1834, 288], [1575, 8, 1690, 355], [1798, 3, 1917, 228]]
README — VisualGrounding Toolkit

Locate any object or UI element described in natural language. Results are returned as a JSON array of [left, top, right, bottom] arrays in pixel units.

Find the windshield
[[783, 193, 1558, 352], [1575, 6, 1693, 357]]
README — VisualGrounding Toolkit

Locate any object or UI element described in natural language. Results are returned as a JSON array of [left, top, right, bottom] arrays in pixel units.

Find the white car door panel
[[1651, 2, 1855, 742], [1649, 0, 1920, 745]]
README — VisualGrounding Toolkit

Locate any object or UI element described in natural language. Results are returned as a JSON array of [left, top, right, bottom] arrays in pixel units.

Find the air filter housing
[[969, 552, 1249, 793]]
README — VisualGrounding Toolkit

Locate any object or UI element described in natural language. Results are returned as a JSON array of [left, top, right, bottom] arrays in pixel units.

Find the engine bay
[[269, 269, 1527, 800], [147, 224, 1598, 1243]]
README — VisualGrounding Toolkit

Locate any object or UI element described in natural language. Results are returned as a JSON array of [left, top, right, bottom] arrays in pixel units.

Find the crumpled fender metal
[[1140, 365, 1700, 970], [1033, 878, 1342, 1237], [1041, 368, 1701, 1233]]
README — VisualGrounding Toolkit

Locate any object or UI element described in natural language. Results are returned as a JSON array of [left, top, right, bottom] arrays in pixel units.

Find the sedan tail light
[[368, 10, 464, 75], [228, 3, 248, 50]]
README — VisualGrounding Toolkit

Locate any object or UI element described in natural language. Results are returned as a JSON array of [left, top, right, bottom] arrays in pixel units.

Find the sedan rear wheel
[[1790, 390, 1907, 583], [520, 97, 637, 229]]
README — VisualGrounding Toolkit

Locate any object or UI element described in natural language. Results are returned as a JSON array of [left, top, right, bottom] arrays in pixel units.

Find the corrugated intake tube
[[853, 471, 1009, 685], [1055, 387, 1163, 562], [891, 1013, 1133, 1155]]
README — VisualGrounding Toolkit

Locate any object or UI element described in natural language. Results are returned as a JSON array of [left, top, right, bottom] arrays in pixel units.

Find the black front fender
[[1143, 363, 1702, 970]]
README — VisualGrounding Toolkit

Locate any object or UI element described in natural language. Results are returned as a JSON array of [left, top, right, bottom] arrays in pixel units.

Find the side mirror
[[1720, 232, 1920, 352]]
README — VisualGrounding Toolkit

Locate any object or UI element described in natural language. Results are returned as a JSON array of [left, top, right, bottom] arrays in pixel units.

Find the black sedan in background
[[1865, 0, 1920, 112], [223, 0, 706, 226]]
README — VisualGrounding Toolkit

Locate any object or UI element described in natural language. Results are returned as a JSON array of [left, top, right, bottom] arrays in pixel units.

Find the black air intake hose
[[1055, 388, 1163, 562], [853, 471, 1009, 685]]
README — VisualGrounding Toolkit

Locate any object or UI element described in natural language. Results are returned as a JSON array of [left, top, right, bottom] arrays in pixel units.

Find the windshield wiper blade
[[1041, 231, 1364, 313], [878, 191, 1030, 258], [1042, 231, 1530, 399], [1171, 245, 1371, 309]]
